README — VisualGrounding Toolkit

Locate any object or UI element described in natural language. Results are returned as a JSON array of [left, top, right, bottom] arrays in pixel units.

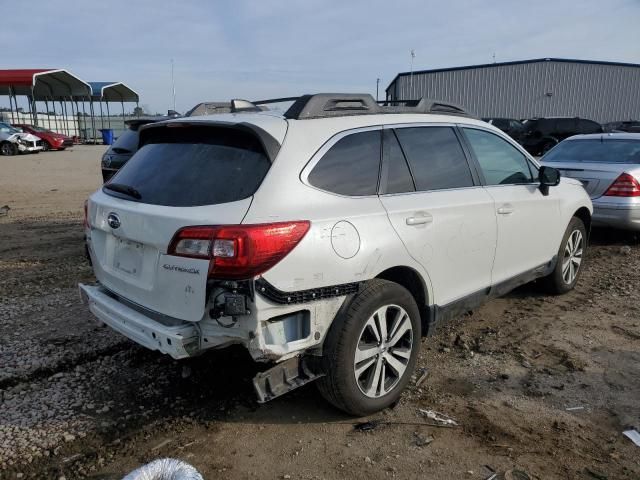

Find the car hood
[[0, 132, 41, 142]]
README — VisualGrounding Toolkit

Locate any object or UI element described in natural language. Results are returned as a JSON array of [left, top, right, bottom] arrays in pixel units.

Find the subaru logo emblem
[[107, 212, 121, 229]]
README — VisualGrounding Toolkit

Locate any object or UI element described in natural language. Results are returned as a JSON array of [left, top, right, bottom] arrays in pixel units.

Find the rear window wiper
[[103, 183, 142, 200]]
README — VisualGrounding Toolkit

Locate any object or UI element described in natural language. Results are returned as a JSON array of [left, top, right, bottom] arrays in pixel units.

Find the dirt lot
[[1, 148, 639, 480]]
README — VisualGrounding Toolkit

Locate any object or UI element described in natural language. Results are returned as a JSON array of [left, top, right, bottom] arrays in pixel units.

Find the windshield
[[0, 122, 20, 134], [543, 139, 640, 164], [104, 125, 271, 207], [28, 125, 51, 133]]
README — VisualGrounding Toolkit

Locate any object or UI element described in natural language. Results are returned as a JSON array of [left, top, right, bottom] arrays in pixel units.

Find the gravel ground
[[1, 150, 639, 479]]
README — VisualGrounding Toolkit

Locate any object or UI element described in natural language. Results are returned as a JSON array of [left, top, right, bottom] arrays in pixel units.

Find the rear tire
[[317, 279, 421, 416], [540, 217, 586, 294], [42, 141, 51, 152]]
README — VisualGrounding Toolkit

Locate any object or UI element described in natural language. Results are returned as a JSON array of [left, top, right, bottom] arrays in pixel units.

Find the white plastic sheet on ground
[[122, 458, 204, 480], [623, 429, 640, 447]]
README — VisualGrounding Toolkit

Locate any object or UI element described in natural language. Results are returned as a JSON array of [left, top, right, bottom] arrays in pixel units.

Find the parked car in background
[[0, 122, 43, 155], [521, 117, 603, 155], [13, 124, 73, 151], [604, 121, 640, 133], [81, 93, 592, 415], [101, 117, 166, 182], [482, 117, 526, 143], [541, 133, 640, 231]]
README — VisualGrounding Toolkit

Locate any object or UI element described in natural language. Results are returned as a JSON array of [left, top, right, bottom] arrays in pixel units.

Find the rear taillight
[[603, 173, 640, 197], [83, 200, 89, 228], [168, 221, 311, 280]]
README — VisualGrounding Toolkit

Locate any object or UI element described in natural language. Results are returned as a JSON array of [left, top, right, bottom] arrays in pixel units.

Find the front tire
[[541, 217, 586, 294], [317, 279, 421, 416], [0, 142, 17, 156]]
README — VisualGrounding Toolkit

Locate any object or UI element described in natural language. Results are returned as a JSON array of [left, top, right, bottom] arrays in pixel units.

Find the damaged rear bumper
[[79, 283, 200, 359]]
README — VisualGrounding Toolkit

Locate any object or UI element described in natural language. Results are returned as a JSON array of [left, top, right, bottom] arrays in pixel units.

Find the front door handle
[[406, 212, 433, 226], [497, 204, 514, 215]]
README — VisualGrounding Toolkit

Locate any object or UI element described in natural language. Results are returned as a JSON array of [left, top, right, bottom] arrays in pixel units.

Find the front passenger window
[[464, 128, 534, 185]]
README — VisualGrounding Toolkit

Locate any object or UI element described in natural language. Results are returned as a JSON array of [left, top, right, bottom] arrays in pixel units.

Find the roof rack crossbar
[[230, 99, 262, 113], [252, 96, 301, 105]]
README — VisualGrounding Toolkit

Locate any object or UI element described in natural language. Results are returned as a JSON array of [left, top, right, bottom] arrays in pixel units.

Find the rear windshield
[[104, 125, 271, 207], [543, 139, 640, 164], [110, 128, 139, 153]]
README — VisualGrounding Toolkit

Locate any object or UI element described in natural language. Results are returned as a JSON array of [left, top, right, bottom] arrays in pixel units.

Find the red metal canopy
[[0, 69, 91, 99]]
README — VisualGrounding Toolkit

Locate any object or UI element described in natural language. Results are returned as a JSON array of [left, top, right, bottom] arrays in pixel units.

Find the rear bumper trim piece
[[79, 283, 199, 359]]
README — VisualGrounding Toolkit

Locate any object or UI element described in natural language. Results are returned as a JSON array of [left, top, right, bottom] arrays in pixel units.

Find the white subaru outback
[[80, 94, 592, 415]]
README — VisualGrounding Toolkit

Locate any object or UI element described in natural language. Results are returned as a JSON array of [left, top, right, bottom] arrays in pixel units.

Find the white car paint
[[0, 122, 43, 153], [80, 108, 592, 366]]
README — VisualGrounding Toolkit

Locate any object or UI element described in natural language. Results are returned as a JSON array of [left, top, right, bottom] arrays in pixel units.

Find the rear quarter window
[[104, 125, 271, 207], [307, 130, 381, 196]]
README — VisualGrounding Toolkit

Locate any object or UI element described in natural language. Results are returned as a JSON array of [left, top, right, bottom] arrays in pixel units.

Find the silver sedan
[[541, 133, 640, 231]]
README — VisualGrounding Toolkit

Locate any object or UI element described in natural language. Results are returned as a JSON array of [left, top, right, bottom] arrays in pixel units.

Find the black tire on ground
[[540, 216, 587, 294], [42, 141, 51, 152], [317, 279, 421, 416], [0, 142, 17, 156]]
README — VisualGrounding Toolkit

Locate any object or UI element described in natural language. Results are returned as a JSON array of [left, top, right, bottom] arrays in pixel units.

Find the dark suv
[[101, 117, 167, 182], [482, 117, 526, 142], [521, 117, 603, 155]]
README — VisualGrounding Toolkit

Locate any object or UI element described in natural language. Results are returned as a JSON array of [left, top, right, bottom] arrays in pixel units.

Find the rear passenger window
[[381, 129, 414, 194], [308, 130, 381, 196], [464, 128, 534, 185], [394, 127, 474, 191]]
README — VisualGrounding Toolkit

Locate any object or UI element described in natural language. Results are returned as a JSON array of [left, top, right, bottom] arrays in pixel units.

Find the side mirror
[[539, 166, 560, 195]]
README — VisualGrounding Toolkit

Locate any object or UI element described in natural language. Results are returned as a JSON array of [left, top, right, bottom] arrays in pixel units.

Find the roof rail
[[277, 94, 473, 120]]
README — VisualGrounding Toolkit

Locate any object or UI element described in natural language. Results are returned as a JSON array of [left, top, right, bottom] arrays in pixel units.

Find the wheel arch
[[375, 266, 431, 335], [573, 206, 592, 239]]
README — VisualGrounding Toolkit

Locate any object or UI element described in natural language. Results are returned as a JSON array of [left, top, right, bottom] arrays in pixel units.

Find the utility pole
[[171, 59, 176, 112], [493, 52, 496, 63], [376, 78, 380, 101], [409, 49, 416, 98]]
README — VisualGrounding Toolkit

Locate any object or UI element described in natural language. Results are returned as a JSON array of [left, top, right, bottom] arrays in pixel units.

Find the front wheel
[[0, 142, 17, 156], [540, 217, 586, 294], [317, 279, 421, 416]]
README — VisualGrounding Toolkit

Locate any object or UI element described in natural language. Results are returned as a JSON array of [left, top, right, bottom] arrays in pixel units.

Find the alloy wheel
[[353, 304, 414, 398], [562, 229, 583, 284]]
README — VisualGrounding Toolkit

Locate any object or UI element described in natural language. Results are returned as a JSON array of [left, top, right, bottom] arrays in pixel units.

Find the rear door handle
[[406, 212, 433, 226], [497, 204, 514, 215]]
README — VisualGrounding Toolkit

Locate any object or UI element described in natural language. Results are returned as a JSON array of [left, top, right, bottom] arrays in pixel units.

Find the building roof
[[88, 81, 139, 102], [0, 69, 92, 99], [386, 58, 640, 94]]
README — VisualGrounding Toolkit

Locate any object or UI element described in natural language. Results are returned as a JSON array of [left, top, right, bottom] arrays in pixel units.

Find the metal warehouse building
[[385, 58, 640, 124]]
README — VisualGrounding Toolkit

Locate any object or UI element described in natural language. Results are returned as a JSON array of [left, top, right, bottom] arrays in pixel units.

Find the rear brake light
[[168, 221, 311, 280], [603, 173, 640, 197], [83, 200, 89, 228]]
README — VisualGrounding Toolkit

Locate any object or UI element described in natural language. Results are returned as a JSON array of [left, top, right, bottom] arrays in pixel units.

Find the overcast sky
[[1, 0, 639, 113]]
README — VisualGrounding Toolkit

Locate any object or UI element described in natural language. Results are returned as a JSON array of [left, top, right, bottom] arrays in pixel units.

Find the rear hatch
[[87, 120, 284, 321], [541, 137, 640, 199]]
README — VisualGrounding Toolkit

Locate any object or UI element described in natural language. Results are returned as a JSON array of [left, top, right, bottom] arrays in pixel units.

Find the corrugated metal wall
[[387, 60, 640, 123]]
